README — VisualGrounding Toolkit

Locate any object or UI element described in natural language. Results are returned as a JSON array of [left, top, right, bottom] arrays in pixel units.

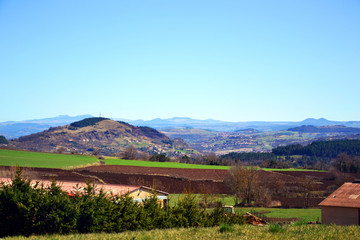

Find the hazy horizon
[[1, 1, 359, 122], [1, 114, 357, 124]]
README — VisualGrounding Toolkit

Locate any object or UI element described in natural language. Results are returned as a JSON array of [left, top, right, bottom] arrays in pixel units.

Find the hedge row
[[0, 169, 245, 237]]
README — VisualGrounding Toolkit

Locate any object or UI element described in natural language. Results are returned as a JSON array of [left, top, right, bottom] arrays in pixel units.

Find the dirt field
[[79, 165, 228, 181], [0, 165, 228, 194]]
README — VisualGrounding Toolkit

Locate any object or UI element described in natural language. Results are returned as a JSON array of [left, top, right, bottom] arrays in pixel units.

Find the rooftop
[[319, 182, 360, 208], [0, 178, 161, 196]]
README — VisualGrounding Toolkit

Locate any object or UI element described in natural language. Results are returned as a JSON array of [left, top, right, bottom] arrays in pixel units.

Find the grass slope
[[5, 225, 360, 240], [104, 158, 231, 169], [0, 149, 98, 168], [105, 158, 324, 171]]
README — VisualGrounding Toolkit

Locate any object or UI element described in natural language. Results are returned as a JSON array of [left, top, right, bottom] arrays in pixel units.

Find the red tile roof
[[0, 178, 139, 196], [319, 182, 360, 208]]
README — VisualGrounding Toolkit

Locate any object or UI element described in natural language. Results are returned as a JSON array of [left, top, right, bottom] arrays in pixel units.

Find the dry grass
[[61, 162, 101, 170], [4, 224, 360, 240], [0, 166, 38, 180]]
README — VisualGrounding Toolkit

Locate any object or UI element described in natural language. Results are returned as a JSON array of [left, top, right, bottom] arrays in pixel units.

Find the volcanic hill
[[8, 118, 191, 156]]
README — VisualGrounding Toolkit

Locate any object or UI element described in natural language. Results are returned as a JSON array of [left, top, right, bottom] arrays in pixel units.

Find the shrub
[[269, 223, 285, 233], [219, 224, 234, 233]]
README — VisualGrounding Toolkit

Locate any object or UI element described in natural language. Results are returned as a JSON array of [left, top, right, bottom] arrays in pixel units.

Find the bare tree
[[139, 151, 150, 161], [225, 165, 263, 206], [298, 176, 316, 208], [121, 145, 138, 160]]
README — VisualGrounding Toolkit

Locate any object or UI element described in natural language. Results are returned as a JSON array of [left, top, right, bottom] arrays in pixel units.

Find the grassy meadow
[[4, 224, 360, 240], [104, 157, 325, 171], [236, 207, 321, 223], [104, 157, 231, 169], [0, 149, 98, 169]]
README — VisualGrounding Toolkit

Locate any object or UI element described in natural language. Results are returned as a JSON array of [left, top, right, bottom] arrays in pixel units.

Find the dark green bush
[[69, 117, 109, 129], [0, 169, 245, 237], [0, 135, 8, 144], [268, 223, 285, 233], [219, 223, 234, 233]]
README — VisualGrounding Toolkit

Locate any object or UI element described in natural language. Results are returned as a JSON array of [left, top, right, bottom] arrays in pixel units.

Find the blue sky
[[1, 0, 359, 122]]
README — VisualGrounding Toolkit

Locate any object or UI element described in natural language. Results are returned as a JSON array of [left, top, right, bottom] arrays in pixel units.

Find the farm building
[[0, 178, 168, 207], [319, 182, 360, 225]]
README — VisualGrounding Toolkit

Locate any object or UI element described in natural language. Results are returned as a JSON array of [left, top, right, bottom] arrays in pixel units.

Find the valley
[[162, 127, 360, 154]]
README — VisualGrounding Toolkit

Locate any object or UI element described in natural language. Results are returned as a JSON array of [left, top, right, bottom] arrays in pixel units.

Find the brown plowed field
[[79, 165, 228, 181], [0, 166, 229, 194]]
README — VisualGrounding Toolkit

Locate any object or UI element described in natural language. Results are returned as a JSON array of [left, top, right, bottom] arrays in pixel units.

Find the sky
[[0, 0, 359, 122]]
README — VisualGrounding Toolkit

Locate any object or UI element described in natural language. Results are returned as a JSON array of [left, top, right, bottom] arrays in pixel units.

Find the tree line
[[272, 140, 360, 158]]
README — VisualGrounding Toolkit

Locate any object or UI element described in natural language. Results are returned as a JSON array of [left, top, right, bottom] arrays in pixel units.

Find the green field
[[104, 158, 231, 169], [104, 158, 325, 171], [236, 207, 321, 223], [5, 225, 360, 240], [0, 149, 98, 168], [169, 194, 235, 207], [169, 194, 320, 222]]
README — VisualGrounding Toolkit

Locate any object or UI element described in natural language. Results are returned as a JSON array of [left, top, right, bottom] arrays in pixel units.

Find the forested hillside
[[272, 140, 360, 158], [219, 139, 360, 172]]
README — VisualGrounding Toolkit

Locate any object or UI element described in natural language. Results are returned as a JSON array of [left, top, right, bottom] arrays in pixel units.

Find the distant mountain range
[[0, 115, 93, 139], [288, 125, 360, 134], [126, 117, 360, 132], [1, 115, 360, 139]]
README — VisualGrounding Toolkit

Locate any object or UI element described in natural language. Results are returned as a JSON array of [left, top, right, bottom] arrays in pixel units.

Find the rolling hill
[[6, 118, 192, 156]]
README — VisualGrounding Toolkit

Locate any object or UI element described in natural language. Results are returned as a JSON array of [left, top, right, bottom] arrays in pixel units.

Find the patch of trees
[[332, 153, 360, 173], [220, 152, 277, 165], [225, 165, 319, 208], [0, 169, 245, 237], [69, 117, 109, 129], [175, 154, 233, 166], [219, 152, 293, 169], [272, 140, 360, 158], [0, 135, 8, 144], [149, 153, 171, 162]]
